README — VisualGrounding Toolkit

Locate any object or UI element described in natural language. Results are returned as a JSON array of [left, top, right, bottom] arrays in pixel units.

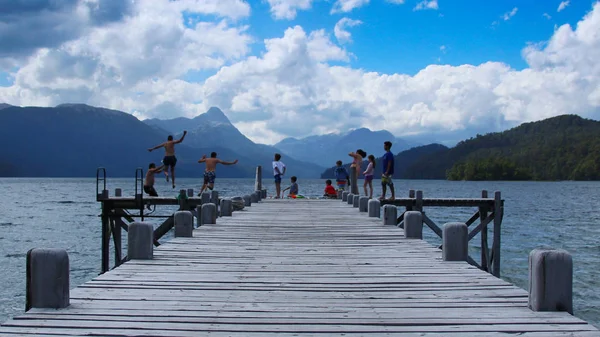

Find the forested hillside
[[407, 115, 600, 180]]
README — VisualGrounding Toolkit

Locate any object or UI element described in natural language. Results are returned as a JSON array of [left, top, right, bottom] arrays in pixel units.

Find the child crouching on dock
[[282, 176, 299, 198], [323, 179, 338, 198], [144, 163, 164, 209]]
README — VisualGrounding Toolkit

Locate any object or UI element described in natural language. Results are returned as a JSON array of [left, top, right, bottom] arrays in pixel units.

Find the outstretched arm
[[218, 159, 238, 166], [282, 186, 290, 192], [148, 142, 165, 152], [151, 165, 165, 174], [198, 154, 207, 163], [174, 130, 188, 144]]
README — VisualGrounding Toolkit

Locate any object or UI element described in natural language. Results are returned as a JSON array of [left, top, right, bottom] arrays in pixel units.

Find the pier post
[[26, 248, 69, 311], [404, 211, 423, 239], [101, 189, 109, 199], [493, 191, 503, 277], [174, 211, 193, 237], [201, 192, 211, 204], [342, 191, 349, 202], [408, 189, 415, 211], [261, 189, 267, 198], [187, 189, 194, 197], [255, 166, 262, 191], [251, 192, 259, 203], [201, 203, 217, 226], [347, 193, 354, 205], [352, 195, 360, 208], [255, 190, 262, 202], [368, 199, 380, 217], [528, 249, 573, 314], [243, 195, 252, 206], [359, 197, 369, 212], [210, 190, 219, 205], [220, 198, 233, 216], [383, 205, 397, 226], [128, 222, 154, 260], [195, 205, 202, 227], [337, 190, 343, 199], [442, 222, 468, 261], [415, 190, 423, 212], [115, 188, 122, 197], [350, 167, 358, 195]]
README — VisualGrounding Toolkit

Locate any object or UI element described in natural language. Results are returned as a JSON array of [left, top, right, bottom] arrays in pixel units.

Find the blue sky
[[243, 0, 590, 75], [1, 0, 599, 145]]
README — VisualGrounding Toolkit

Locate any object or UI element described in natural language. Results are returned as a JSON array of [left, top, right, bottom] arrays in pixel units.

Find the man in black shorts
[[148, 131, 187, 188]]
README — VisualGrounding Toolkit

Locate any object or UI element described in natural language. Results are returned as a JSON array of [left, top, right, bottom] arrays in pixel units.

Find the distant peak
[[55, 103, 92, 108], [195, 106, 232, 125], [0, 103, 13, 110]]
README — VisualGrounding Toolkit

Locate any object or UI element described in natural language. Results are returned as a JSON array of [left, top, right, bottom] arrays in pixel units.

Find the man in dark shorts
[[148, 130, 187, 189]]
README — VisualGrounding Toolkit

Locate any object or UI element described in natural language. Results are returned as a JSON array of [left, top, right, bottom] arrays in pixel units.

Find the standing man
[[379, 141, 395, 201], [148, 130, 187, 189], [273, 153, 286, 199], [197, 152, 239, 195]]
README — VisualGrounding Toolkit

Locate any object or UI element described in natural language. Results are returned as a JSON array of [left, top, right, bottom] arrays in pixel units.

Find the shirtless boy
[[197, 152, 239, 195], [144, 163, 165, 196], [148, 130, 187, 189]]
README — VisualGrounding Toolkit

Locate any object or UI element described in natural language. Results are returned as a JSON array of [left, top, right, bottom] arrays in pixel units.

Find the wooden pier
[[1, 198, 599, 336]]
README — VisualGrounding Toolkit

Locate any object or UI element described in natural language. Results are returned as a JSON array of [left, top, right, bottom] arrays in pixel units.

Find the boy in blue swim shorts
[[198, 152, 238, 195]]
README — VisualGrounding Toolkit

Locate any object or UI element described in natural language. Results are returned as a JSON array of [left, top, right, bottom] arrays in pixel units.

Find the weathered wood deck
[[1, 199, 599, 336]]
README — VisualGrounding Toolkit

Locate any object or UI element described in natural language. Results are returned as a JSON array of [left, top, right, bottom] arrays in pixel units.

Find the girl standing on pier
[[363, 155, 375, 198]]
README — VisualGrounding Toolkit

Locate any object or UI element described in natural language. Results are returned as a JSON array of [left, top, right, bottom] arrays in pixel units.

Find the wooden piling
[[442, 222, 468, 261], [174, 211, 193, 237], [127, 222, 154, 260], [528, 249, 573, 314], [220, 198, 233, 216], [359, 196, 369, 212], [404, 211, 423, 239], [368, 199, 380, 217], [383, 205, 397, 226], [201, 203, 217, 226], [26, 248, 69, 311]]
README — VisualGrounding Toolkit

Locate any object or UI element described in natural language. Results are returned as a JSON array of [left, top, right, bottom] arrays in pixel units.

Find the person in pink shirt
[[363, 154, 376, 198]]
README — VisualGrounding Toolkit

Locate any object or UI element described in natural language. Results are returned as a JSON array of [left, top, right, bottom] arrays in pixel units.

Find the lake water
[[0, 177, 599, 328]]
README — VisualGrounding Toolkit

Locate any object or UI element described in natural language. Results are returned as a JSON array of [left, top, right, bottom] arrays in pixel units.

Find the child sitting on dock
[[334, 160, 350, 191], [144, 163, 164, 209], [197, 152, 239, 195], [323, 179, 338, 198], [282, 176, 299, 198]]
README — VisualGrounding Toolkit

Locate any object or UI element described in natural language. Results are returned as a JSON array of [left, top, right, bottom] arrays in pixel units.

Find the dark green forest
[[411, 114, 600, 181]]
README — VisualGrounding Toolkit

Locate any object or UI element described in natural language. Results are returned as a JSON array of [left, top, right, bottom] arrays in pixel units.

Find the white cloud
[[503, 7, 518, 21], [3, 1, 600, 146], [414, 0, 439, 11], [334, 18, 363, 44], [331, 0, 370, 14], [440, 45, 447, 53], [385, 0, 405, 4], [543, 13, 552, 20], [558, 1, 570, 12], [266, 0, 314, 20]]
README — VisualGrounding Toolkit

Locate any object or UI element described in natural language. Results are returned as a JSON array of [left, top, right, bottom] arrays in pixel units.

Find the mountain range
[[274, 129, 416, 167], [2, 102, 598, 181]]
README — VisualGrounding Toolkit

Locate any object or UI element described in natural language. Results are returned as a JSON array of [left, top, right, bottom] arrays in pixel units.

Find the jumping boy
[[144, 163, 165, 197], [148, 130, 187, 189], [197, 152, 239, 195], [273, 153, 286, 198]]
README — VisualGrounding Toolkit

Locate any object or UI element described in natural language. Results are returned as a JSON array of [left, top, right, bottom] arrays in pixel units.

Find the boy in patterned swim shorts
[[198, 152, 239, 195]]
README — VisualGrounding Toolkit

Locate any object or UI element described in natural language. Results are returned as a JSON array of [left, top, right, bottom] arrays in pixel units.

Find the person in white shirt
[[273, 153, 286, 199]]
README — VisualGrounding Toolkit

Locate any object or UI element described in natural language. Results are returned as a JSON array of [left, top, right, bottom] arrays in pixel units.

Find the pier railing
[[381, 189, 503, 277], [94, 166, 267, 274]]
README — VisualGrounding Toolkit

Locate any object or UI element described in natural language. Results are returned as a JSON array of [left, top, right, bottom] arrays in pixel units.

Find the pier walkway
[[1, 199, 599, 336]]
